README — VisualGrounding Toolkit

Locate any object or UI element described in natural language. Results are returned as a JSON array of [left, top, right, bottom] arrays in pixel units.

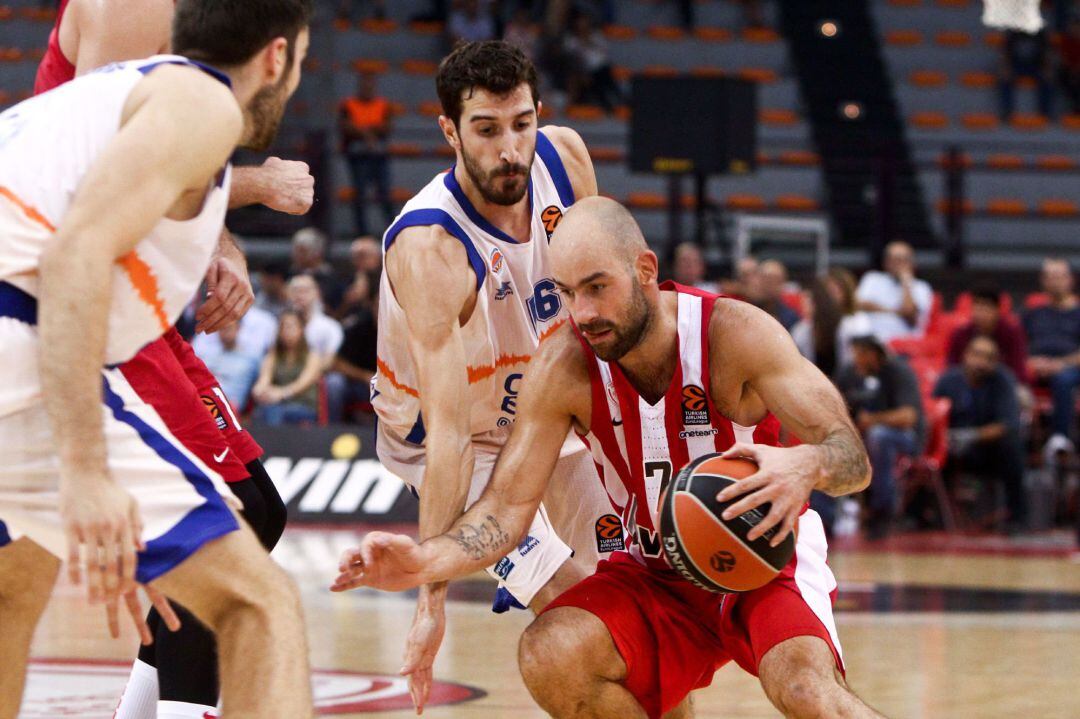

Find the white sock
[[157, 700, 219, 719], [112, 659, 159, 719]]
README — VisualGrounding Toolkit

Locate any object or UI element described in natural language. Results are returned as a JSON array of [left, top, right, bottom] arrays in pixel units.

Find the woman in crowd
[[252, 310, 323, 425]]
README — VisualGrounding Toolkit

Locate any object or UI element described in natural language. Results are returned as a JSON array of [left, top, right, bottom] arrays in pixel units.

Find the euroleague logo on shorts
[[201, 394, 228, 431], [681, 385, 710, 426], [541, 205, 563, 238], [595, 513, 625, 553], [489, 247, 505, 274], [20, 659, 485, 716]]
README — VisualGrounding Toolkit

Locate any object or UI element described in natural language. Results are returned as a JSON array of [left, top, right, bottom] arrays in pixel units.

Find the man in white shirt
[[856, 241, 933, 343], [193, 304, 277, 360]]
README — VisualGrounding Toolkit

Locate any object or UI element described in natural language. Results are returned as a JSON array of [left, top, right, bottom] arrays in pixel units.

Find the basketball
[[659, 454, 795, 593]]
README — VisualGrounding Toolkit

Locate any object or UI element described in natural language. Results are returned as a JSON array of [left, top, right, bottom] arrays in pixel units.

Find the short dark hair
[[971, 285, 1000, 306], [173, 0, 313, 69], [436, 40, 539, 126]]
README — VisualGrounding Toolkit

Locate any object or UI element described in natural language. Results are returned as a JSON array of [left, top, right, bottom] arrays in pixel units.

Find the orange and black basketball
[[659, 453, 795, 593]]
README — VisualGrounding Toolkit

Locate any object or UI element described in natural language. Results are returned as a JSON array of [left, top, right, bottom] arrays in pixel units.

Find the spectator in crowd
[[350, 235, 383, 275], [337, 237, 383, 319], [720, 255, 761, 299], [504, 6, 541, 62], [1059, 14, 1080, 114], [332, 278, 380, 422], [291, 228, 345, 313], [836, 335, 925, 538], [196, 321, 262, 413], [1023, 257, 1080, 459], [564, 13, 625, 112], [252, 310, 323, 426], [193, 302, 278, 366], [340, 72, 395, 237], [254, 261, 291, 317], [946, 285, 1029, 383], [934, 335, 1027, 532], [287, 273, 345, 368], [671, 242, 718, 294], [828, 267, 873, 370], [447, 0, 497, 44], [792, 276, 843, 377], [757, 259, 800, 331], [856, 240, 933, 343], [999, 28, 1055, 119]]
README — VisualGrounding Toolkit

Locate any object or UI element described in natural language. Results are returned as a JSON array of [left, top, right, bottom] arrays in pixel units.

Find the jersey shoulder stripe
[[535, 131, 575, 206], [383, 207, 486, 291]]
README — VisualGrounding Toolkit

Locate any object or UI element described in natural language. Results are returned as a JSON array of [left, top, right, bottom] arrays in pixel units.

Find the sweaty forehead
[[460, 84, 535, 121]]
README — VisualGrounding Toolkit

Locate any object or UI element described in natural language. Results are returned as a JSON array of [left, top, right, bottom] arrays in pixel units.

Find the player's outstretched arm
[[707, 301, 871, 546], [331, 325, 585, 592], [39, 65, 242, 605]]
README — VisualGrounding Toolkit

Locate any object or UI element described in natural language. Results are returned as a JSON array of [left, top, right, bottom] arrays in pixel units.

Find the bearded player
[[335, 197, 885, 718], [19, 2, 316, 717], [348, 40, 615, 712], [0, 1, 315, 717]]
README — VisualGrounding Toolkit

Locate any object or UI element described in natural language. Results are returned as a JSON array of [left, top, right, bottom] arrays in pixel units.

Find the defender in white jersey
[[0, 3, 314, 717], [338, 41, 613, 712]]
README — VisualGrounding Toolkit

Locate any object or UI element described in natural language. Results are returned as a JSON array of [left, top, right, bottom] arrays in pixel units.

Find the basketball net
[[982, 0, 1044, 34]]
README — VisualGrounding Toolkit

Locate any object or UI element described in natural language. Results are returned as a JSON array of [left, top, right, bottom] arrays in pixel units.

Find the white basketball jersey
[[373, 130, 576, 442], [0, 55, 232, 364]]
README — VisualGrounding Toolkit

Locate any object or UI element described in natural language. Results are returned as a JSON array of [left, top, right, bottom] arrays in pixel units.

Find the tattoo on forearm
[[448, 514, 511, 560], [817, 426, 871, 496]]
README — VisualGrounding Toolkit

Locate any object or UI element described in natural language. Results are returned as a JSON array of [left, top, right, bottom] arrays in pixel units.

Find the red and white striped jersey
[[573, 282, 781, 571]]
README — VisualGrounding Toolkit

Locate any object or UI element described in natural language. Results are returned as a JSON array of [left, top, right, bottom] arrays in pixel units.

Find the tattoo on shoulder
[[448, 514, 511, 560]]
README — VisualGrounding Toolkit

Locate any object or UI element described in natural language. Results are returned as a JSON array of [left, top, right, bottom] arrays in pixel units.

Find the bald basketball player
[[335, 197, 884, 718]]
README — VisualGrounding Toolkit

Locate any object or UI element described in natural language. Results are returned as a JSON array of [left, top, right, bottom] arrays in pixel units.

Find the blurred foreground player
[[349, 41, 613, 711], [336, 198, 883, 718], [0, 1, 314, 717], [33, 1, 314, 717]]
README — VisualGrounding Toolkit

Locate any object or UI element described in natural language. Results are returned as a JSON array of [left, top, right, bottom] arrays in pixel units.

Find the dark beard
[[580, 279, 651, 362], [243, 81, 287, 151], [461, 145, 532, 206]]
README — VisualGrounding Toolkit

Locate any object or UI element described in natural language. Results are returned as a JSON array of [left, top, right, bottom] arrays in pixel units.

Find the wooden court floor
[[20, 526, 1080, 718]]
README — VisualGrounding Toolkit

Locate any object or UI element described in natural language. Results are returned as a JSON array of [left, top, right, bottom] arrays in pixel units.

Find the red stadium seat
[[775, 194, 819, 212], [408, 20, 444, 35], [603, 25, 637, 41], [742, 27, 780, 43], [910, 69, 949, 87], [985, 197, 1028, 215], [625, 192, 668, 210], [694, 27, 733, 42], [935, 30, 972, 47], [886, 29, 924, 46], [359, 18, 397, 33], [1036, 155, 1079, 170], [401, 59, 438, 76], [759, 108, 799, 126], [897, 397, 957, 532], [1038, 199, 1080, 217], [960, 70, 996, 88], [778, 150, 820, 166], [985, 153, 1024, 169], [962, 113, 1000, 131], [911, 111, 950, 129], [738, 67, 779, 84], [1025, 292, 1050, 309], [1010, 113, 1049, 131], [647, 25, 686, 41], [725, 194, 768, 211]]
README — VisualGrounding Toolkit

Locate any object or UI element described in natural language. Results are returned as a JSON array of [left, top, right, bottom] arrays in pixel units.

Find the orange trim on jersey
[[0, 186, 56, 232], [466, 353, 533, 384], [116, 251, 169, 333], [377, 357, 421, 398], [538, 318, 567, 343]]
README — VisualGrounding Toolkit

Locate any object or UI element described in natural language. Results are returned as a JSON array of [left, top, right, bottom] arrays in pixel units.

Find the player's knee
[[202, 558, 302, 635], [518, 612, 586, 696], [770, 669, 832, 718]]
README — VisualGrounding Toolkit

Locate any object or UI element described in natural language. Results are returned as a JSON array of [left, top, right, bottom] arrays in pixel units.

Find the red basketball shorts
[[542, 510, 842, 718], [119, 328, 263, 483]]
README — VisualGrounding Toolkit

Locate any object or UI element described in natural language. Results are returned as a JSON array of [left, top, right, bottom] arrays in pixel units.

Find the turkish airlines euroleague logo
[[681, 385, 709, 426], [541, 205, 563, 238], [595, 513, 625, 553], [201, 394, 228, 431], [20, 659, 485, 716]]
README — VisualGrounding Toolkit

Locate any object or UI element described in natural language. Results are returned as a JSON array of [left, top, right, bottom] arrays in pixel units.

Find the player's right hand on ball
[[59, 475, 143, 606], [330, 532, 428, 593]]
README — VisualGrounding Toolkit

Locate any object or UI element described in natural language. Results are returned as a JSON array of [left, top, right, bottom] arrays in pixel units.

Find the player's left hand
[[196, 253, 253, 334], [401, 605, 446, 715], [105, 584, 182, 643], [714, 443, 819, 547], [257, 157, 315, 215]]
